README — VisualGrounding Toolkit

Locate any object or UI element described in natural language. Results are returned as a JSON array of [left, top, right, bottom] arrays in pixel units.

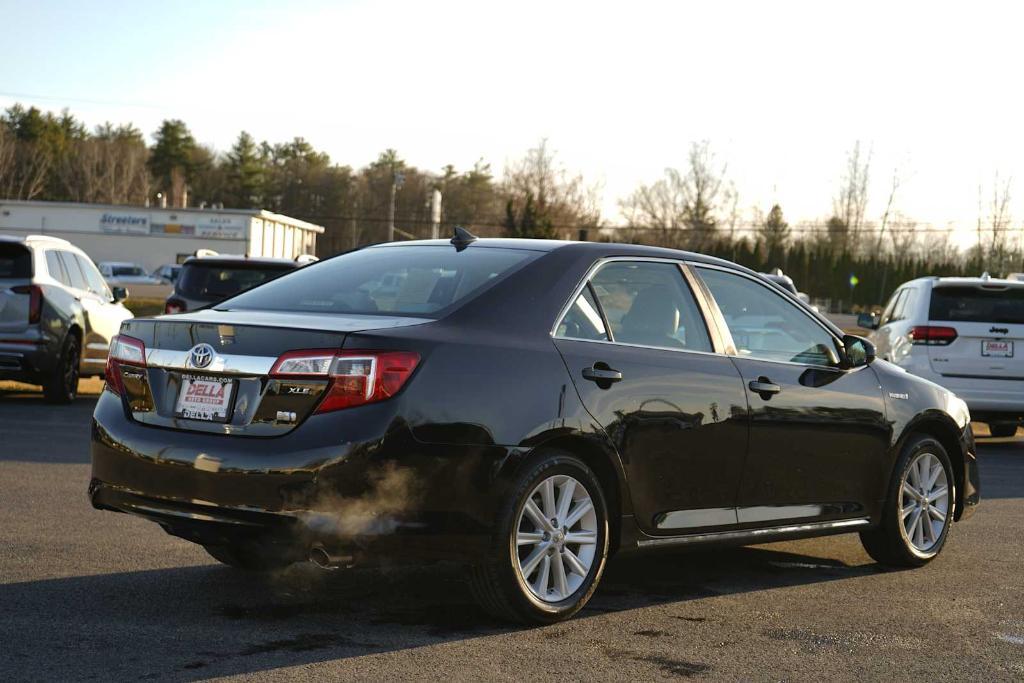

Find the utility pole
[[387, 171, 405, 242]]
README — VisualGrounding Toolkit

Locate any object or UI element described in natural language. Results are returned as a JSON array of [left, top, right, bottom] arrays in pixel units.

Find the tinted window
[[76, 255, 111, 297], [111, 265, 144, 276], [890, 287, 916, 322], [929, 286, 1024, 324], [223, 246, 536, 316], [698, 267, 838, 366], [45, 251, 70, 285], [178, 262, 296, 301], [58, 251, 88, 290], [556, 285, 609, 341], [588, 261, 711, 351], [0, 243, 32, 278]]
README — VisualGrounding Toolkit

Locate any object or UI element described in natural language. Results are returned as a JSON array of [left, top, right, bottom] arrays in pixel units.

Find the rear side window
[[586, 261, 712, 352], [929, 286, 1024, 324], [222, 246, 537, 316], [45, 251, 70, 285], [0, 243, 32, 278], [556, 285, 609, 341], [177, 262, 295, 301]]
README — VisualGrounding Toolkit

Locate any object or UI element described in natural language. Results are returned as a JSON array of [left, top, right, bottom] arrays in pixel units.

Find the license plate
[[175, 375, 235, 422], [982, 339, 1014, 357]]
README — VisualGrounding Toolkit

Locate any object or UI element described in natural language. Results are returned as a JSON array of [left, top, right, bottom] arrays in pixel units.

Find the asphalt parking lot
[[1, 382, 1022, 681]]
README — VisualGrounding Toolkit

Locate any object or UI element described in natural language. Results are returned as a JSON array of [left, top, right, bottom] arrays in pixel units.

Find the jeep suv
[[861, 275, 1024, 436], [0, 235, 133, 402]]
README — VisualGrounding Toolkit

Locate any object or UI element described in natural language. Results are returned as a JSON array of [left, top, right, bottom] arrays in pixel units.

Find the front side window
[[576, 261, 712, 352], [879, 289, 906, 326], [697, 267, 839, 366], [889, 288, 916, 323], [75, 254, 111, 298], [58, 251, 88, 290]]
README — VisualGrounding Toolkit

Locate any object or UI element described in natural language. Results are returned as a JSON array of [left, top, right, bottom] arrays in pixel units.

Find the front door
[[694, 265, 890, 526], [553, 260, 749, 535]]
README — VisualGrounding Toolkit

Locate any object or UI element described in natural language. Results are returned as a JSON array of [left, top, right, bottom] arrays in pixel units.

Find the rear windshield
[[929, 286, 1024, 324], [221, 245, 538, 316], [0, 244, 33, 278], [178, 262, 296, 301]]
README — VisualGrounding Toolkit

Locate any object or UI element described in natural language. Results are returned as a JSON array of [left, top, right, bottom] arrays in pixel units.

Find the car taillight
[[909, 326, 958, 346], [165, 298, 186, 314], [270, 349, 420, 413], [104, 334, 147, 395], [12, 285, 42, 324]]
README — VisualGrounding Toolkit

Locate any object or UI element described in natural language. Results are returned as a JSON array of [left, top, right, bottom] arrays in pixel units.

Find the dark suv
[[0, 235, 132, 402], [164, 255, 301, 314]]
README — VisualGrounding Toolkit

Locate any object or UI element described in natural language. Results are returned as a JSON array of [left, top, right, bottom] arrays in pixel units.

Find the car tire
[[988, 422, 1017, 438], [203, 544, 295, 572], [860, 435, 955, 567], [469, 450, 609, 624], [43, 333, 80, 404]]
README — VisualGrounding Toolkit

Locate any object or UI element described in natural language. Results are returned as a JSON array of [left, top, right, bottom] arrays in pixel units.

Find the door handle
[[748, 376, 781, 399], [582, 365, 622, 385]]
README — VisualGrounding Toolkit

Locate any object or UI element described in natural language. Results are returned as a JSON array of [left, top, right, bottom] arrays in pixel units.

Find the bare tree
[[831, 141, 872, 253], [874, 167, 901, 255], [620, 140, 727, 249], [984, 172, 1013, 272]]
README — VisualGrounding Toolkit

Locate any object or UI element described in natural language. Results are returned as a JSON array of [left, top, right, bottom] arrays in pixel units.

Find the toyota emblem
[[188, 343, 215, 369]]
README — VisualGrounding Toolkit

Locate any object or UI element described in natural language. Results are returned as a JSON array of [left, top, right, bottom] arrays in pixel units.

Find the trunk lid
[[114, 310, 429, 436], [926, 281, 1024, 380]]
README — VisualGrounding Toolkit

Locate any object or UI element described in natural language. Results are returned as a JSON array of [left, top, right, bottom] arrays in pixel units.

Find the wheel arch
[[895, 412, 967, 521], [517, 432, 631, 555]]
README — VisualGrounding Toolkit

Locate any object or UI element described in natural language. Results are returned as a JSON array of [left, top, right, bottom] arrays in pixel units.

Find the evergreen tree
[[224, 131, 264, 208], [148, 119, 197, 206]]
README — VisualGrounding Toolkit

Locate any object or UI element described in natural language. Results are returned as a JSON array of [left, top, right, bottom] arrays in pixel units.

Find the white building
[[0, 200, 324, 272]]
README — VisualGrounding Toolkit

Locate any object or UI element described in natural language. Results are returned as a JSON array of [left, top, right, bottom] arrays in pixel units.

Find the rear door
[[553, 259, 749, 536], [693, 265, 889, 526], [925, 282, 1024, 379], [0, 242, 33, 334], [63, 252, 132, 371]]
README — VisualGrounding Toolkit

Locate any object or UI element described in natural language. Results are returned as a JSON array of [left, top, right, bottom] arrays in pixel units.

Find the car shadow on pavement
[[1, 545, 886, 681]]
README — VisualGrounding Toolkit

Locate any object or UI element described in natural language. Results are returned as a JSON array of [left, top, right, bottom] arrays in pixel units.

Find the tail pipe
[[308, 544, 354, 570]]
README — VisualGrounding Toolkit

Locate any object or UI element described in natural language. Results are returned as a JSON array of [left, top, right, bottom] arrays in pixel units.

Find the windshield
[[221, 245, 538, 316], [178, 262, 296, 301], [929, 285, 1024, 324]]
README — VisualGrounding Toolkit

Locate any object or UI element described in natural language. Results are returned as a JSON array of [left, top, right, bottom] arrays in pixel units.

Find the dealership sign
[[100, 212, 149, 235], [196, 215, 245, 238]]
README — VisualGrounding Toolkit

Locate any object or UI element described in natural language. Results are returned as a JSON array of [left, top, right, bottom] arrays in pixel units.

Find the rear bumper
[[89, 391, 507, 564], [0, 337, 52, 382]]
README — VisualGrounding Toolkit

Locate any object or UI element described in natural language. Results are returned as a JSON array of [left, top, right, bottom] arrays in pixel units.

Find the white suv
[[860, 275, 1024, 436]]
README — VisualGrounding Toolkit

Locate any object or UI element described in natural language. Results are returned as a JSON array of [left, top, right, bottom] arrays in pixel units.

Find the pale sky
[[2, 0, 1023, 245]]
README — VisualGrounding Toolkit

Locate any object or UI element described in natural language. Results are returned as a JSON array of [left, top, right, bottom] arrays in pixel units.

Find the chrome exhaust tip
[[309, 545, 353, 570]]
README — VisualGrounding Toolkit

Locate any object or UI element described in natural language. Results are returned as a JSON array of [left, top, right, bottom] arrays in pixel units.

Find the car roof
[[927, 276, 1024, 289], [369, 238, 753, 271]]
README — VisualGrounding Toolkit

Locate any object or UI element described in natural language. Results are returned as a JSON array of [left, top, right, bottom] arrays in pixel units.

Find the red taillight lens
[[909, 326, 958, 346], [104, 334, 147, 395], [270, 349, 420, 413], [12, 285, 42, 324], [164, 298, 186, 314]]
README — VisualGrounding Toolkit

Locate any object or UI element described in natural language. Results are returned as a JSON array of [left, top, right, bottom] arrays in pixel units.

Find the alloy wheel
[[514, 474, 598, 603], [898, 451, 950, 553]]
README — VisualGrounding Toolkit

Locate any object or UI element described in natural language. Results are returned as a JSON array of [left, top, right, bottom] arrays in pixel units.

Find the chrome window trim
[[550, 256, 723, 354]]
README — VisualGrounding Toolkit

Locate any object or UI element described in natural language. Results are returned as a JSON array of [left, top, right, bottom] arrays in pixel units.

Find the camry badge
[[188, 343, 215, 369]]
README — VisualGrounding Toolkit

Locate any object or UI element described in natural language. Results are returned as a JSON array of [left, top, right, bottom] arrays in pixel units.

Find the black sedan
[[90, 233, 979, 623]]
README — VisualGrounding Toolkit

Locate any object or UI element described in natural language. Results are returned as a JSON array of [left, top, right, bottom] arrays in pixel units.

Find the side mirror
[[111, 286, 129, 302], [842, 334, 876, 368], [856, 312, 879, 330]]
